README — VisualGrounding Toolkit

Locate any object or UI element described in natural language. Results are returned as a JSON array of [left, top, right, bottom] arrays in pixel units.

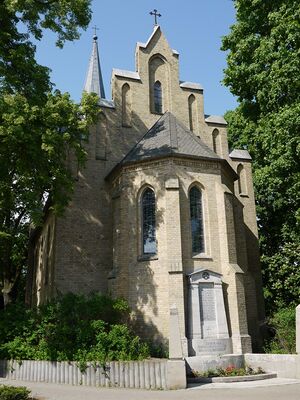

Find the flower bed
[[192, 365, 265, 378], [188, 365, 277, 384]]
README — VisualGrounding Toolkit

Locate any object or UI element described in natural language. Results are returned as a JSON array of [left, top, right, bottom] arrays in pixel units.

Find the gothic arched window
[[122, 83, 132, 127], [189, 186, 205, 254], [154, 81, 163, 114], [212, 129, 220, 155], [142, 188, 157, 254], [188, 94, 196, 132], [237, 164, 247, 195]]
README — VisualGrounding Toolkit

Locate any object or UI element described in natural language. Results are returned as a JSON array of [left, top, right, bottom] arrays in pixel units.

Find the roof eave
[[105, 153, 222, 182]]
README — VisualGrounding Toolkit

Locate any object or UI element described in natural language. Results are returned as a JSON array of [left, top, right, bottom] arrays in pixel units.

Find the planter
[[188, 372, 277, 384]]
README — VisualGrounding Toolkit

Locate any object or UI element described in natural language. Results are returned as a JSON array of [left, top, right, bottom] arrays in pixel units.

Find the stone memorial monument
[[187, 269, 232, 355]]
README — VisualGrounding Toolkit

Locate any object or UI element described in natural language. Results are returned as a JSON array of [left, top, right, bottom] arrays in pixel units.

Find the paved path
[[1, 378, 300, 400]]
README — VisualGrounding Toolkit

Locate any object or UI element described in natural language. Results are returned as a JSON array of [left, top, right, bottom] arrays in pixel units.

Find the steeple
[[84, 33, 106, 99]]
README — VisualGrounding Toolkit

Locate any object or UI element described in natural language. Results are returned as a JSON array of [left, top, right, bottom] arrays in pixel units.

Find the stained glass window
[[142, 188, 157, 254], [189, 186, 205, 254], [154, 81, 163, 114]]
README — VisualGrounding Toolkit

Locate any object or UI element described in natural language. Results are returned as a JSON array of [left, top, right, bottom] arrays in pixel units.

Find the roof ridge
[[117, 112, 168, 166], [172, 114, 221, 159]]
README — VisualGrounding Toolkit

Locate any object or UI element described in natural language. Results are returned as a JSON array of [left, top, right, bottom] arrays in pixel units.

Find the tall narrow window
[[237, 164, 247, 195], [142, 188, 157, 254], [188, 94, 197, 132], [154, 81, 163, 114], [189, 186, 205, 254], [212, 129, 220, 155], [122, 83, 132, 127]]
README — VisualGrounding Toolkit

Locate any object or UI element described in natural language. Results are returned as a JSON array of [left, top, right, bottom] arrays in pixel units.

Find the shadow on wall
[[108, 151, 168, 346], [243, 222, 266, 352], [103, 110, 174, 347], [29, 106, 175, 351]]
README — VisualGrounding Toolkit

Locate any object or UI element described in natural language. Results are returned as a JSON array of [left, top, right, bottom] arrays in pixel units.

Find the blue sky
[[35, 0, 237, 116]]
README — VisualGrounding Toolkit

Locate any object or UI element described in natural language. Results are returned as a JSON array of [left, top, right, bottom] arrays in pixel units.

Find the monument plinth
[[187, 269, 232, 356]]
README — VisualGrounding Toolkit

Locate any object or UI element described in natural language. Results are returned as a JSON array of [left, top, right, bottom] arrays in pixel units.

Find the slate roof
[[229, 149, 252, 160], [112, 68, 141, 81], [121, 112, 220, 165], [180, 81, 203, 91], [205, 115, 227, 125], [84, 36, 106, 99]]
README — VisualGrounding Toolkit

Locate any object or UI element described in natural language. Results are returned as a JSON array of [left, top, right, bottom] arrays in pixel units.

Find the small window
[[142, 188, 157, 254], [237, 164, 247, 195], [188, 94, 196, 132], [154, 81, 163, 114], [189, 186, 205, 254], [122, 83, 132, 127], [212, 129, 220, 155]]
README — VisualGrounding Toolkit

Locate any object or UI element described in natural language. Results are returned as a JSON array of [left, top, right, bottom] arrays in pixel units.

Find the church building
[[28, 24, 265, 355]]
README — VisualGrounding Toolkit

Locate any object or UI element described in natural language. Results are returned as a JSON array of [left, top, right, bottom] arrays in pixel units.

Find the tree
[[0, 0, 100, 306], [222, 0, 300, 312]]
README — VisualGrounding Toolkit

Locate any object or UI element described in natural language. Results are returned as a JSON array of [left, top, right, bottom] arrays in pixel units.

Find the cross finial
[[92, 25, 99, 40], [149, 9, 161, 26]]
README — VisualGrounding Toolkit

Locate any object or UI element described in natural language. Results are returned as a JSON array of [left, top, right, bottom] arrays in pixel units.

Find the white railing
[[0, 359, 167, 390]]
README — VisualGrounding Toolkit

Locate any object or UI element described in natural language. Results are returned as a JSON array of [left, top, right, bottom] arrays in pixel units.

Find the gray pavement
[[1, 378, 300, 400]]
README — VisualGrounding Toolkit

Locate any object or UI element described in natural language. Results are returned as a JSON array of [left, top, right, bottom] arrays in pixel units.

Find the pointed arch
[[122, 83, 132, 127], [189, 185, 205, 254], [154, 81, 163, 114], [141, 187, 157, 255], [188, 94, 198, 132], [237, 163, 247, 195], [212, 129, 221, 155], [149, 54, 169, 114]]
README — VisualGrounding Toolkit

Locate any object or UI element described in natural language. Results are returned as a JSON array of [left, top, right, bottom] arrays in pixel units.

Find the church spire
[[84, 30, 106, 99]]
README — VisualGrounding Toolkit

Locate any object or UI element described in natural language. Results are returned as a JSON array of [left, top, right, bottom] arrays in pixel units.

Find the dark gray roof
[[122, 112, 220, 164], [84, 36, 106, 99]]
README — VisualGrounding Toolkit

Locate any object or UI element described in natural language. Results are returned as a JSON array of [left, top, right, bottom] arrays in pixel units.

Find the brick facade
[[29, 26, 265, 353]]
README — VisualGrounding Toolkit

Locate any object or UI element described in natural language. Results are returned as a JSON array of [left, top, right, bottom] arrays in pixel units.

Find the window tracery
[[141, 188, 157, 254], [154, 81, 163, 114], [189, 186, 205, 254]]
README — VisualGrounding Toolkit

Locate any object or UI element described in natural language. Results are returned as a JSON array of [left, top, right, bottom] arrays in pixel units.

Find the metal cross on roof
[[92, 25, 99, 40], [149, 9, 161, 26]]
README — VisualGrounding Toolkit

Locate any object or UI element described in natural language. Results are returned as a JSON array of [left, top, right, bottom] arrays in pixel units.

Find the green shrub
[[0, 385, 31, 400], [264, 306, 296, 354], [192, 365, 265, 378], [0, 293, 150, 363]]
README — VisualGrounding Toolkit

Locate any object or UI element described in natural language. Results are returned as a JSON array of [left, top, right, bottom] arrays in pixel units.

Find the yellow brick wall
[[31, 26, 264, 353]]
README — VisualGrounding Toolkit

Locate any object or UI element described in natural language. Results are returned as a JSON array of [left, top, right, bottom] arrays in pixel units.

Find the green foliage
[[0, 0, 98, 304], [147, 341, 169, 359], [264, 306, 296, 354], [0, 385, 31, 400], [0, 293, 150, 363], [0, 1, 92, 97], [222, 1, 300, 312], [193, 365, 265, 378], [0, 90, 100, 304]]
